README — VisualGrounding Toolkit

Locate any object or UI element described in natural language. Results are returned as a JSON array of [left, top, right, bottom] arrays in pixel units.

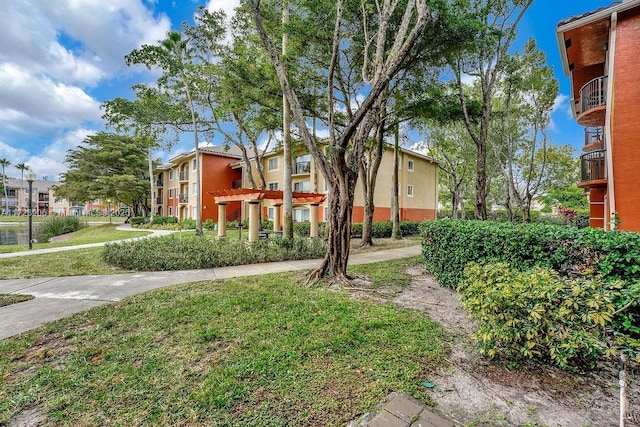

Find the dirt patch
[[7, 406, 47, 427], [349, 264, 640, 426]]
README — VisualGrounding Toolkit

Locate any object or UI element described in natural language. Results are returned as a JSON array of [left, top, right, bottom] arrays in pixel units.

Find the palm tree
[[15, 163, 28, 213], [0, 158, 10, 214]]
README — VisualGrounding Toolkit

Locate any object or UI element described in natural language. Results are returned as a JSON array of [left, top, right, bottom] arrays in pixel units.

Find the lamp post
[[25, 169, 36, 250], [106, 198, 112, 224]]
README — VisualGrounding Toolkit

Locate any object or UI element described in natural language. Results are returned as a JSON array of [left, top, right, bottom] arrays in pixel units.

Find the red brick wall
[[611, 8, 640, 231]]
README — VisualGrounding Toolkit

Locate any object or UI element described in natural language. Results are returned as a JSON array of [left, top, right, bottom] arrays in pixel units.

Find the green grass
[[0, 264, 445, 426], [0, 224, 151, 254], [0, 247, 130, 279], [0, 294, 34, 307], [349, 256, 422, 289]]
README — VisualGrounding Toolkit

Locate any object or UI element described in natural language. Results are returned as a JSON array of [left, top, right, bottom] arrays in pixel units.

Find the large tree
[[54, 133, 151, 216], [250, 0, 449, 281], [450, 0, 533, 220]]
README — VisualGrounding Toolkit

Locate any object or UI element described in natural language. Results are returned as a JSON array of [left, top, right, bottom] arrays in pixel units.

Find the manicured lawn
[[0, 261, 445, 426], [0, 247, 129, 279], [0, 224, 151, 254]]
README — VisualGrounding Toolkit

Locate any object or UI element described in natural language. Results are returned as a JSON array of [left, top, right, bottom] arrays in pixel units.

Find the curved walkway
[[0, 245, 421, 340], [0, 224, 177, 259]]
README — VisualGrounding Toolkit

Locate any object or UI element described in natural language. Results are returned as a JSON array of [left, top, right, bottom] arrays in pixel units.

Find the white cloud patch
[[549, 93, 572, 132], [207, 0, 240, 22], [28, 129, 95, 181]]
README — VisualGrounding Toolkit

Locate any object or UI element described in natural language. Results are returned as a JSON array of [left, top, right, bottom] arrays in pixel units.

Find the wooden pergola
[[208, 188, 327, 242]]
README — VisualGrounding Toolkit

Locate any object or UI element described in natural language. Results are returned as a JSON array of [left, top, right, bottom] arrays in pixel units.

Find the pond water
[[0, 226, 29, 245]]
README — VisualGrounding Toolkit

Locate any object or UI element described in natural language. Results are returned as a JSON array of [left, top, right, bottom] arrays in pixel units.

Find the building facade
[[154, 146, 244, 222], [0, 178, 102, 216], [557, 0, 640, 231], [240, 144, 439, 224]]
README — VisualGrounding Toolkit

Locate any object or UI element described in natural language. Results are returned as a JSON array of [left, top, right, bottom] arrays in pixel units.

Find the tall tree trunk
[[281, 0, 294, 239], [148, 146, 155, 222], [474, 140, 488, 220], [391, 124, 401, 239], [360, 107, 385, 247]]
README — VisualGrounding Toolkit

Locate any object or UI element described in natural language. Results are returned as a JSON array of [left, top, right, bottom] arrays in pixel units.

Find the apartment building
[[239, 144, 439, 224], [0, 178, 80, 215], [154, 145, 243, 222], [557, 0, 640, 231]]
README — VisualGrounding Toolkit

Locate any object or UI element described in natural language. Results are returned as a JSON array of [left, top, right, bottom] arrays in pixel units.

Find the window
[[192, 159, 197, 169], [407, 184, 414, 197], [192, 207, 197, 218], [169, 188, 174, 198], [408, 159, 414, 172], [268, 182, 279, 191], [168, 207, 173, 216], [294, 208, 310, 222], [268, 207, 275, 219], [268, 157, 279, 171], [323, 207, 329, 221], [294, 154, 311, 174], [169, 170, 174, 180], [192, 182, 197, 195], [294, 181, 310, 192]]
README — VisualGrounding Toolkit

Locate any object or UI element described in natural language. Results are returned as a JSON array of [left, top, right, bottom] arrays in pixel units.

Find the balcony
[[179, 172, 189, 181], [156, 197, 163, 205], [579, 149, 607, 188], [178, 193, 189, 203], [577, 76, 607, 126], [294, 161, 311, 175], [156, 179, 164, 187], [232, 180, 243, 189], [38, 195, 49, 202], [584, 126, 605, 149]]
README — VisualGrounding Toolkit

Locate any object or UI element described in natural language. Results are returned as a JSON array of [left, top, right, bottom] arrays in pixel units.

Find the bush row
[[420, 219, 640, 367], [102, 234, 327, 271], [292, 221, 422, 238]]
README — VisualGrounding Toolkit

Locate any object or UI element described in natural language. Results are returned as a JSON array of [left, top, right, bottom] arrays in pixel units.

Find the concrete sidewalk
[[0, 245, 421, 340]]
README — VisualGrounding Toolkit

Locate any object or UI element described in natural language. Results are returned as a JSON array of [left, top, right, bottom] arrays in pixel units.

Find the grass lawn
[[0, 259, 444, 426], [0, 224, 151, 254], [0, 294, 34, 307]]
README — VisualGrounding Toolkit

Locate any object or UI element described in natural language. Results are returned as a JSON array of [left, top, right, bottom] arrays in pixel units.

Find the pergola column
[[217, 203, 227, 237], [309, 203, 319, 238], [273, 204, 282, 231], [248, 201, 260, 243]]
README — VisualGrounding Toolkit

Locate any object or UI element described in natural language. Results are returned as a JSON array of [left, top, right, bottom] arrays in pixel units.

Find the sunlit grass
[[0, 224, 151, 254], [0, 262, 445, 426]]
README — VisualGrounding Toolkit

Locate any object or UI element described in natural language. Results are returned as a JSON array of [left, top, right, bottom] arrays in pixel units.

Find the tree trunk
[[474, 141, 488, 220], [282, 1, 294, 240], [391, 124, 401, 239], [360, 111, 385, 247]]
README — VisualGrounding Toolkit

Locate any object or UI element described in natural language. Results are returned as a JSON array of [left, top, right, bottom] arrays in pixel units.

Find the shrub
[[152, 215, 178, 225], [36, 216, 87, 240], [262, 219, 273, 230], [460, 262, 619, 369], [203, 219, 215, 230], [420, 219, 640, 359], [130, 217, 146, 226], [102, 235, 327, 271], [181, 218, 196, 229]]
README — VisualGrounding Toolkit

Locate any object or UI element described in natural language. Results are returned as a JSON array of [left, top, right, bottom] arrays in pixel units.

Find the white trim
[[605, 12, 617, 230]]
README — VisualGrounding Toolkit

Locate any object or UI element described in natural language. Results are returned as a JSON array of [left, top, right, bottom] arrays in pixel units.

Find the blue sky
[[0, 0, 611, 180]]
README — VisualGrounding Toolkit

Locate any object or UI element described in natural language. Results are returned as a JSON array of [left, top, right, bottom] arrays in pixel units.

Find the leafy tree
[[449, 0, 533, 220], [491, 39, 559, 222], [250, 0, 447, 281], [54, 133, 151, 216]]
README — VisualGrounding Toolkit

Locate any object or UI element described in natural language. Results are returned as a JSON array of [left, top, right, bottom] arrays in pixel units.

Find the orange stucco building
[[557, 0, 640, 231]]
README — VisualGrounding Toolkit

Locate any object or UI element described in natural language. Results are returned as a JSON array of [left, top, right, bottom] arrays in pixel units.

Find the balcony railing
[[580, 149, 607, 183], [179, 172, 188, 181], [38, 196, 49, 202], [579, 76, 607, 114], [156, 197, 163, 205], [156, 179, 164, 187], [584, 126, 605, 149], [294, 161, 311, 175], [178, 193, 188, 203]]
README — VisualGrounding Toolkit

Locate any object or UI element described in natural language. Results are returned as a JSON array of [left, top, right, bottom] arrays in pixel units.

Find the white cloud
[[28, 129, 95, 181], [0, 64, 102, 133], [207, 0, 240, 21], [549, 93, 571, 132]]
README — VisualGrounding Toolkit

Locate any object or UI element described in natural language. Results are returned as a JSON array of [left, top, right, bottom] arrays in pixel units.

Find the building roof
[[3, 177, 61, 189], [168, 145, 248, 163], [557, 1, 622, 27]]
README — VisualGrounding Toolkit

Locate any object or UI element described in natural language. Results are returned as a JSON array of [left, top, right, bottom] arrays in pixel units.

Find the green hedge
[[102, 235, 327, 271], [420, 219, 640, 355]]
